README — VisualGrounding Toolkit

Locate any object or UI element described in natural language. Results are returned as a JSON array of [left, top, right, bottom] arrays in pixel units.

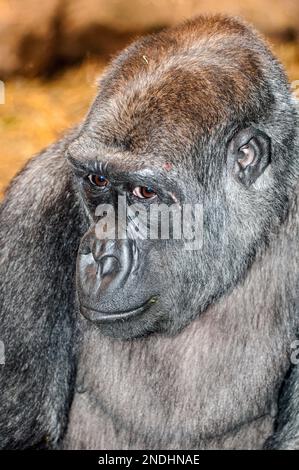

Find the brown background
[[0, 0, 299, 197]]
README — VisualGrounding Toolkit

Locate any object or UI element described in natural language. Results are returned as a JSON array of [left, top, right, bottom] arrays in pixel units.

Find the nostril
[[92, 240, 105, 261], [78, 235, 134, 293], [99, 255, 120, 277], [92, 239, 116, 262]]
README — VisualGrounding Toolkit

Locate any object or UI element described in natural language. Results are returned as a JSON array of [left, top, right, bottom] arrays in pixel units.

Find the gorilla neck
[[64, 187, 298, 449]]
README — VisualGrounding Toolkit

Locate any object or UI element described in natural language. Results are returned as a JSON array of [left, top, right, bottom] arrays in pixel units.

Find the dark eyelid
[[68, 157, 175, 197]]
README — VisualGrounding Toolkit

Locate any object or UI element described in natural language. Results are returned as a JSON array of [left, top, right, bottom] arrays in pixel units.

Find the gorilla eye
[[132, 186, 157, 199], [88, 174, 109, 188]]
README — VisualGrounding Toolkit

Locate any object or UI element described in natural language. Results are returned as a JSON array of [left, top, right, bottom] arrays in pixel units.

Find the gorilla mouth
[[81, 297, 158, 323]]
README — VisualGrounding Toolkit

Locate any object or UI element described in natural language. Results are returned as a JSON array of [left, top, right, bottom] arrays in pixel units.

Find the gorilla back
[[0, 15, 299, 449]]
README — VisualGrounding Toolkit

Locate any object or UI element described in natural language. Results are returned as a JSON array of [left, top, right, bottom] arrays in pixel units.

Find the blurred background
[[0, 0, 299, 198]]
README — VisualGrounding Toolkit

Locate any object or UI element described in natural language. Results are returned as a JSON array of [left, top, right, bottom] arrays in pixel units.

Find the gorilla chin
[[79, 297, 165, 339]]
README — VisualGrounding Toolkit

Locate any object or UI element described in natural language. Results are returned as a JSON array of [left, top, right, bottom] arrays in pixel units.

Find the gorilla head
[[66, 16, 298, 339]]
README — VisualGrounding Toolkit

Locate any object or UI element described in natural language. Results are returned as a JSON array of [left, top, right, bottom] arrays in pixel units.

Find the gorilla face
[[67, 121, 281, 340], [70, 142, 206, 339], [66, 21, 296, 340]]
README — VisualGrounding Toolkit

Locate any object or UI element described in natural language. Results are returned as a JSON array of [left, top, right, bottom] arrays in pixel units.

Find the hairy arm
[[0, 130, 86, 449]]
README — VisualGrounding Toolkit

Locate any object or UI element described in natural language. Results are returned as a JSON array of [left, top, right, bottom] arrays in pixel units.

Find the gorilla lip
[[81, 296, 158, 322]]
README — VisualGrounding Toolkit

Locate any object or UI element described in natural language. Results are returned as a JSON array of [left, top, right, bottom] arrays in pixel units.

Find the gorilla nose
[[77, 229, 134, 297], [98, 255, 120, 278]]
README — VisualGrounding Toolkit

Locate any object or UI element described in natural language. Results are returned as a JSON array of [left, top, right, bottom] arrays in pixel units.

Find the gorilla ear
[[227, 127, 271, 187]]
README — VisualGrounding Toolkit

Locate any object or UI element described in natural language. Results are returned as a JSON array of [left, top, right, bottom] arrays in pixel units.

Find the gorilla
[[0, 14, 299, 450]]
